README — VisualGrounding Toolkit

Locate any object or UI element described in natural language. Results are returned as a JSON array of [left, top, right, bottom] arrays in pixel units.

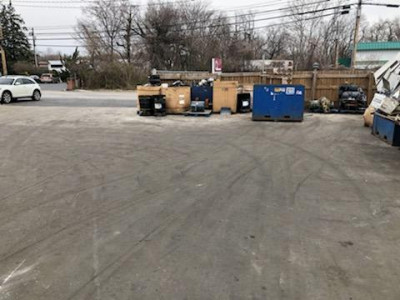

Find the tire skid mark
[[0, 184, 173, 264], [0, 136, 237, 263], [66, 213, 180, 300], [66, 131, 261, 299]]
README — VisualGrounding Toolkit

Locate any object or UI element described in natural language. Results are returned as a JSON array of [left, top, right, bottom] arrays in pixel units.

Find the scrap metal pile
[[364, 54, 400, 146], [364, 54, 400, 127], [137, 72, 306, 122], [309, 84, 367, 114], [137, 72, 253, 117]]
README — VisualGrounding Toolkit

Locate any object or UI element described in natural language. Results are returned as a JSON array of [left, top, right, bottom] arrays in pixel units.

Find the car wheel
[[32, 90, 41, 101], [1, 91, 12, 104]]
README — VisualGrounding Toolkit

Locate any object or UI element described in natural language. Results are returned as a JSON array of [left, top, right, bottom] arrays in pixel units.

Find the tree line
[[76, 0, 400, 78]]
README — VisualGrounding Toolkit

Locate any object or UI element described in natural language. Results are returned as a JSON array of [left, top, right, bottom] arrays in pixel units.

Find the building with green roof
[[354, 41, 400, 69]]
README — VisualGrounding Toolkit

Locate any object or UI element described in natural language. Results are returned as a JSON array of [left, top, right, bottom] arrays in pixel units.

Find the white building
[[248, 60, 293, 74], [48, 60, 66, 73], [355, 42, 400, 69]]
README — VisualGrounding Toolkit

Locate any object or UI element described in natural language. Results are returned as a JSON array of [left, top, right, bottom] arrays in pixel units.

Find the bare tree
[[363, 18, 400, 42], [77, 0, 129, 63], [77, 0, 395, 80], [131, 0, 253, 71], [261, 26, 288, 59], [285, 0, 332, 69]]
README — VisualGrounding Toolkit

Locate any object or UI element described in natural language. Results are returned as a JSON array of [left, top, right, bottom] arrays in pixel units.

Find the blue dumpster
[[372, 113, 400, 146], [252, 85, 305, 121], [191, 86, 213, 104]]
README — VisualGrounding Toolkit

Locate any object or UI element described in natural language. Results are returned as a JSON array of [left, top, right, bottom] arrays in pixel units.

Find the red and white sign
[[212, 58, 222, 74]]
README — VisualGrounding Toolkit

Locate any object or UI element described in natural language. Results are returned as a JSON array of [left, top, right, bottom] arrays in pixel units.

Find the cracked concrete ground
[[0, 89, 399, 300]]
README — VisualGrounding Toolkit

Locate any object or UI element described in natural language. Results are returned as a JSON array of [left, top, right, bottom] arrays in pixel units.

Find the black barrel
[[237, 93, 251, 113], [138, 96, 155, 116], [154, 96, 166, 116]]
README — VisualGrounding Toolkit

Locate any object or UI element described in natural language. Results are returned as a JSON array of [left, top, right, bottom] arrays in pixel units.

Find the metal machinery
[[370, 53, 400, 146], [338, 84, 367, 113], [190, 101, 205, 112], [191, 85, 213, 109], [374, 53, 400, 96]]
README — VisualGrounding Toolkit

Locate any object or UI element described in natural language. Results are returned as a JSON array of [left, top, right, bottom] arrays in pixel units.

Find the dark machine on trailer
[[338, 84, 367, 113]]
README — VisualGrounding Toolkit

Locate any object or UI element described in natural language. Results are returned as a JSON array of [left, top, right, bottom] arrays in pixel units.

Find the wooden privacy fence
[[158, 70, 377, 104]]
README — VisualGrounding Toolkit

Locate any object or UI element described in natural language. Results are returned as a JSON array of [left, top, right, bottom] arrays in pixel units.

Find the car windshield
[[0, 78, 14, 85]]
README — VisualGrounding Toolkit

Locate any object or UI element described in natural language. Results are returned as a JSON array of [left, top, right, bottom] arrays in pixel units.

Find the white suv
[[0, 76, 42, 104]]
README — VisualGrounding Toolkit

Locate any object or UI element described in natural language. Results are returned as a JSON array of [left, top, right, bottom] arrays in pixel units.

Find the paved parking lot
[[0, 90, 400, 300]]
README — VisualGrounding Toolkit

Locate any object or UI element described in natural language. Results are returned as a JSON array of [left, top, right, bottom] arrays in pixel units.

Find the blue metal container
[[252, 85, 305, 121], [372, 113, 400, 146], [191, 86, 213, 104]]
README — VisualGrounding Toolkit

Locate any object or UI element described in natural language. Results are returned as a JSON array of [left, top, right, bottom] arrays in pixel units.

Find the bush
[[11, 61, 48, 76], [12, 61, 34, 75], [80, 62, 148, 90]]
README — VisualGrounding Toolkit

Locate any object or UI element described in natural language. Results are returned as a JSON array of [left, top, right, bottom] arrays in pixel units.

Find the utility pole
[[125, 7, 133, 64], [334, 10, 340, 68], [351, 0, 362, 69], [0, 26, 7, 75], [31, 28, 38, 68]]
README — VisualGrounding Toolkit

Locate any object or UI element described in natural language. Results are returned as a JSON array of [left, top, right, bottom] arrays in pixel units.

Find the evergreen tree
[[0, 1, 32, 73]]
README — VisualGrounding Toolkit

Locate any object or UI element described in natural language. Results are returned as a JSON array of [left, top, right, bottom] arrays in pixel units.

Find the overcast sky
[[10, 0, 400, 55]]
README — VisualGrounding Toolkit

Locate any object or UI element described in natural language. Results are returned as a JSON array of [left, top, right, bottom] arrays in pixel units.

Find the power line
[[33, 8, 349, 48], [362, 1, 400, 7], [36, 45, 83, 47], [29, 0, 352, 38], [11, 0, 198, 9], [24, 0, 343, 33], [23, 0, 319, 35], [30, 2, 354, 41]]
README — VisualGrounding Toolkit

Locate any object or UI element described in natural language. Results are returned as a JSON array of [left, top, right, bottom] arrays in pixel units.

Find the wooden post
[[0, 47, 7, 76], [0, 27, 7, 76], [367, 72, 374, 105], [311, 69, 318, 100]]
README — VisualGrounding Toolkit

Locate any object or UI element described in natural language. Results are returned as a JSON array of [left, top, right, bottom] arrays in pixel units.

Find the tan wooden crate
[[165, 87, 191, 114], [137, 86, 161, 96], [213, 81, 239, 113]]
